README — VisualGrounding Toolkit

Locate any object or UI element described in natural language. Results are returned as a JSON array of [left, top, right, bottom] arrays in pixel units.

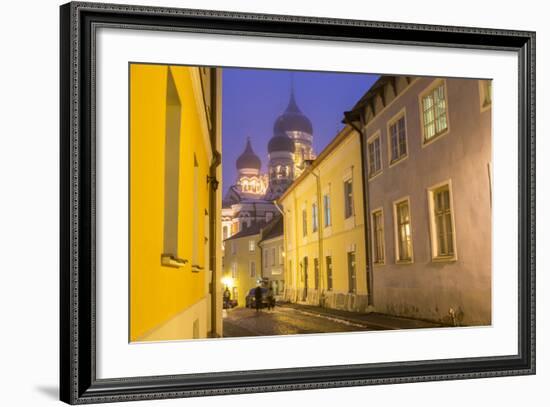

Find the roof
[[277, 125, 356, 203], [224, 221, 263, 241], [259, 215, 284, 244]]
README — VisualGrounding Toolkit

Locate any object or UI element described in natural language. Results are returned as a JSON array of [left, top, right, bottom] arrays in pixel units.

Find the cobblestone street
[[222, 305, 374, 337]]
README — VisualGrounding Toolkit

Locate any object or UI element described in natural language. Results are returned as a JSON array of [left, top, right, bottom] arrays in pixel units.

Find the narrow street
[[222, 305, 374, 337]]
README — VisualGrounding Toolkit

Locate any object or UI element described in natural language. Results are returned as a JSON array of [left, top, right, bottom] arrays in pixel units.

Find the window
[[429, 184, 456, 259], [372, 210, 385, 264], [249, 261, 256, 278], [480, 80, 492, 110], [230, 241, 236, 255], [394, 199, 413, 262], [265, 211, 273, 223], [388, 114, 407, 163], [162, 68, 182, 262], [312, 203, 319, 232], [271, 247, 276, 266], [323, 194, 331, 227], [347, 251, 356, 293], [248, 240, 255, 252], [302, 208, 308, 236], [421, 81, 448, 143], [344, 179, 354, 219], [326, 256, 333, 291], [264, 249, 268, 268], [314, 258, 319, 290], [278, 246, 283, 265], [231, 263, 237, 279], [367, 134, 382, 176]]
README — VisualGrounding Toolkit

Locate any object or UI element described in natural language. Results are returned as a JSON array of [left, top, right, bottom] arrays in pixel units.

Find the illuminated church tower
[[272, 80, 316, 179], [235, 138, 267, 198]]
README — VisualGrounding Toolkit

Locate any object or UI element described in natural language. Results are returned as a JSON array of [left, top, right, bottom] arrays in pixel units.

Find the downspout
[[344, 112, 374, 307], [208, 69, 222, 336], [309, 170, 324, 305]]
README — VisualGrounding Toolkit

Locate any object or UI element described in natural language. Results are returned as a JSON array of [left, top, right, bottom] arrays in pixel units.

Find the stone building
[[345, 75, 492, 325]]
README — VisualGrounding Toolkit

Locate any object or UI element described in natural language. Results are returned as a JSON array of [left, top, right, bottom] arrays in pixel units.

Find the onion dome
[[236, 138, 261, 170], [268, 133, 295, 154], [273, 88, 313, 136]]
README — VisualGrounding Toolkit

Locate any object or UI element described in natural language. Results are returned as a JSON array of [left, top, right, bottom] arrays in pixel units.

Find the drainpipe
[[309, 170, 324, 305], [344, 111, 374, 307]]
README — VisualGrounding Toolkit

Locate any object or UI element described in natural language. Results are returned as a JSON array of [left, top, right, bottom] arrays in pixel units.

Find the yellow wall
[[130, 64, 213, 341], [280, 128, 368, 309], [222, 234, 262, 307]]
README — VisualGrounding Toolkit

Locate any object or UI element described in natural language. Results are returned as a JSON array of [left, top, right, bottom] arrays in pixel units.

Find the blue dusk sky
[[221, 68, 379, 195]]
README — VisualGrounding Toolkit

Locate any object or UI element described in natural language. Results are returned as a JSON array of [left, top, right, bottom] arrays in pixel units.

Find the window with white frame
[[394, 199, 413, 262], [344, 178, 354, 219], [421, 81, 448, 143], [372, 210, 385, 264], [480, 79, 492, 110], [231, 241, 236, 255], [248, 240, 255, 252], [429, 183, 456, 259], [367, 134, 382, 177], [265, 211, 273, 223], [323, 193, 331, 227], [231, 262, 237, 279], [312, 202, 319, 232], [388, 114, 407, 163]]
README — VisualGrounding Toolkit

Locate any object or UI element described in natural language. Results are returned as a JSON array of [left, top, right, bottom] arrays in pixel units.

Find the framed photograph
[[60, 1, 535, 404]]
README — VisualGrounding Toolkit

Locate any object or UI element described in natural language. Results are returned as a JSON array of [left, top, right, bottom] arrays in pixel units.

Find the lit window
[[421, 81, 448, 143], [231, 263, 237, 279], [429, 184, 456, 259], [344, 179, 354, 219], [389, 115, 407, 163], [312, 203, 318, 232], [367, 135, 382, 177], [372, 210, 385, 264], [323, 194, 331, 227], [248, 240, 255, 252], [394, 199, 413, 262]]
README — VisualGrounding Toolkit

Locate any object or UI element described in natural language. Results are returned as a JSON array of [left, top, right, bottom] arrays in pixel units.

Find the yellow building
[[222, 226, 262, 308], [278, 126, 369, 312], [129, 64, 223, 341]]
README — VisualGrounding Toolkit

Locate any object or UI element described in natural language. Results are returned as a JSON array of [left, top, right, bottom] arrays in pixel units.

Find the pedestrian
[[254, 285, 263, 312], [267, 286, 275, 311]]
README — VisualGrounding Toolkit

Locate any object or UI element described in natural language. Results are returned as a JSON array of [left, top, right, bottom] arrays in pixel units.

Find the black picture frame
[[60, 1, 536, 404]]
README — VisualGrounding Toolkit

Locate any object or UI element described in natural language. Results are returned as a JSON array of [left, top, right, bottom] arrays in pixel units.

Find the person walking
[[254, 285, 263, 312]]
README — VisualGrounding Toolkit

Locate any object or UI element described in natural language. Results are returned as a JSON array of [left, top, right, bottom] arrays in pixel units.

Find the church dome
[[273, 89, 313, 136], [236, 138, 261, 170], [268, 133, 295, 154]]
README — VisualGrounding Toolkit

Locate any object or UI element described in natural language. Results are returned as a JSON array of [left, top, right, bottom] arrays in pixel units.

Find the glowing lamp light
[[221, 277, 234, 288]]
